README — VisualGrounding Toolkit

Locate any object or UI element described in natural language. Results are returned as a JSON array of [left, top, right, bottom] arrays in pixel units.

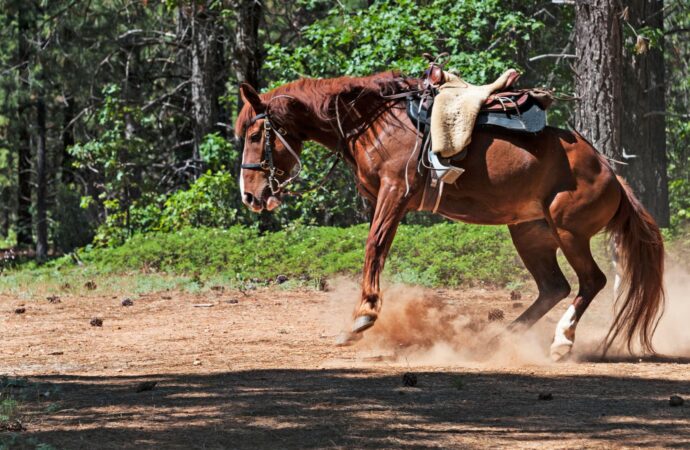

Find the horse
[[234, 71, 664, 360]]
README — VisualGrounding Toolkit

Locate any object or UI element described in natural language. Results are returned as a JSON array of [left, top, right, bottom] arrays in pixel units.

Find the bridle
[[239, 95, 341, 197], [240, 110, 303, 195]]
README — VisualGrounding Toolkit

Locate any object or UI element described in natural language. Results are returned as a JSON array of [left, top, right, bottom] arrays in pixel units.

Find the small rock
[[46, 295, 61, 304], [538, 393, 553, 401], [192, 303, 214, 308], [14, 307, 26, 314], [510, 290, 522, 300], [90, 317, 103, 327], [193, 359, 201, 366], [488, 308, 505, 322], [669, 395, 684, 407], [136, 381, 157, 393], [121, 298, 134, 307], [512, 302, 523, 309], [226, 299, 239, 304], [276, 274, 288, 284], [402, 372, 418, 387], [84, 281, 97, 290]]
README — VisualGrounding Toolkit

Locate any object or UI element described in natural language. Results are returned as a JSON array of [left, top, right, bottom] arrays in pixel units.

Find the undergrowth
[[0, 222, 624, 295]]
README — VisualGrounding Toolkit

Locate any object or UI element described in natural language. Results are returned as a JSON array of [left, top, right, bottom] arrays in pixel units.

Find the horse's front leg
[[352, 182, 409, 333]]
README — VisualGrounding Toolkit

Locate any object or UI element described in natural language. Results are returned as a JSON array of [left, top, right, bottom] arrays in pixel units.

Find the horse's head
[[236, 83, 304, 213]]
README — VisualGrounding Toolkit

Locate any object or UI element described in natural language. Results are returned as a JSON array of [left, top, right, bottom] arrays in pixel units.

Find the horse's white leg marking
[[550, 304, 577, 361]]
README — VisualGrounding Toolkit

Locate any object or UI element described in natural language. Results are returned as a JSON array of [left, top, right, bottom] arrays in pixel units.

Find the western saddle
[[410, 53, 552, 188]]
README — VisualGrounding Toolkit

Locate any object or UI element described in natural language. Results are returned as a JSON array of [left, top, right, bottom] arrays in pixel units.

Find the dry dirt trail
[[0, 279, 688, 449]]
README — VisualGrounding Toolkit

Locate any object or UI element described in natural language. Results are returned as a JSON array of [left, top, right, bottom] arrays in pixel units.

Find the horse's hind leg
[[549, 231, 607, 361], [508, 220, 571, 331]]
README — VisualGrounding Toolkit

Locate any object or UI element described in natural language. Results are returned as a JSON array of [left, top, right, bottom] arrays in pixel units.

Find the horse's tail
[[604, 176, 665, 355]]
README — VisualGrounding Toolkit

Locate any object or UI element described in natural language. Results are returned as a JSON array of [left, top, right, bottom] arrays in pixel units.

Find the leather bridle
[[240, 111, 302, 195], [239, 98, 342, 198]]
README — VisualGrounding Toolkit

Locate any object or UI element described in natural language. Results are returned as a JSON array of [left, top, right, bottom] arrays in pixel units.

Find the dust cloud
[[325, 258, 690, 367], [325, 278, 553, 367], [652, 264, 690, 356]]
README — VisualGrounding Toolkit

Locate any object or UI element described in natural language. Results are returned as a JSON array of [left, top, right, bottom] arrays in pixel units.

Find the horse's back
[[433, 126, 619, 226]]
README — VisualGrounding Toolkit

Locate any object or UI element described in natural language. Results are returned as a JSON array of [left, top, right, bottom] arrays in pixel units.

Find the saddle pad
[[407, 94, 546, 135]]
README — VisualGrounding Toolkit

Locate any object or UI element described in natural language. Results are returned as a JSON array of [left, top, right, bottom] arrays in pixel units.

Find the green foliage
[[51, 187, 95, 252], [199, 133, 239, 173], [49, 223, 527, 288], [388, 223, 524, 287], [665, 4, 690, 228], [89, 168, 250, 246], [159, 171, 244, 231], [68, 84, 162, 244], [265, 0, 541, 83]]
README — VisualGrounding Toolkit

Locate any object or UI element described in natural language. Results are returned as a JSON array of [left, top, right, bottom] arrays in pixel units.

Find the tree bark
[[574, 0, 623, 161], [621, 0, 670, 226], [61, 98, 75, 184], [16, 4, 33, 247], [232, 0, 262, 105], [35, 93, 48, 262], [232, 0, 263, 188], [189, 3, 226, 177]]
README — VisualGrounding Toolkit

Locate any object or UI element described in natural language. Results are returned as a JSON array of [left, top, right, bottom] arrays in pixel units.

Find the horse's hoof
[[550, 343, 572, 362], [335, 331, 363, 347], [352, 315, 376, 333]]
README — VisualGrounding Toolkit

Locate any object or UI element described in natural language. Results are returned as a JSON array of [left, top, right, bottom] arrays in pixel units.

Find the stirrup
[[428, 149, 464, 184]]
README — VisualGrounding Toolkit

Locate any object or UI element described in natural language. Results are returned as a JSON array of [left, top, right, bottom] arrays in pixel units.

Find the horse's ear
[[240, 83, 265, 113]]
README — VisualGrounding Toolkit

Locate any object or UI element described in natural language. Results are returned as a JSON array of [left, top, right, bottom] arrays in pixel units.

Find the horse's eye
[[250, 132, 261, 143]]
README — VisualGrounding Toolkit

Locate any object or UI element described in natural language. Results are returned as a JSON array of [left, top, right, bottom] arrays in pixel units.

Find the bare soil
[[0, 282, 688, 449]]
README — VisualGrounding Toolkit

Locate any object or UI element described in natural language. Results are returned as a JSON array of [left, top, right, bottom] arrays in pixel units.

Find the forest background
[[0, 0, 687, 281]]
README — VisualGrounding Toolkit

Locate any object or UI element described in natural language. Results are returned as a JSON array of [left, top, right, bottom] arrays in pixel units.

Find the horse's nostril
[[244, 192, 254, 205]]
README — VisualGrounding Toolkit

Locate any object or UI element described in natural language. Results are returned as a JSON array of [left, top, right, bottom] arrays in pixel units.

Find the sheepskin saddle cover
[[431, 69, 518, 158]]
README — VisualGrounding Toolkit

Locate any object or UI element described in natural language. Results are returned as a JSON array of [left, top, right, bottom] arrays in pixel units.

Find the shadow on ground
[[2, 368, 688, 449]]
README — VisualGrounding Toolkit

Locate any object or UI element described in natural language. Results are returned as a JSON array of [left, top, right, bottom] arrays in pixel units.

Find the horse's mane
[[235, 71, 418, 138]]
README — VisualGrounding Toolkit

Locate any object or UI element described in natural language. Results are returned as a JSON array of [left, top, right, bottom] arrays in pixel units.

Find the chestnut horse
[[235, 71, 664, 360]]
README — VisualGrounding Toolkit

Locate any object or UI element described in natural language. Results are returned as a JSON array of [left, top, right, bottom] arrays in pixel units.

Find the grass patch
[[0, 221, 664, 296], [0, 223, 530, 294]]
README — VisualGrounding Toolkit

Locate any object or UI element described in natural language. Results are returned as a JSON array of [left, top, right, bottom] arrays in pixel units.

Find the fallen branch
[[529, 53, 577, 62]]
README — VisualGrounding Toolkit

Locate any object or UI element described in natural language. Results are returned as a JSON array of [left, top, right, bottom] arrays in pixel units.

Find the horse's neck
[[299, 89, 398, 163]]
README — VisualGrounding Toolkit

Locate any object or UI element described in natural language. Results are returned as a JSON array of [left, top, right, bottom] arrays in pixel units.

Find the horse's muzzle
[[242, 191, 282, 212]]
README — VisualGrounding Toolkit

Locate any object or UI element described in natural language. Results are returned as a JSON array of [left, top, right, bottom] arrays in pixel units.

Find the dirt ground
[[0, 279, 688, 449]]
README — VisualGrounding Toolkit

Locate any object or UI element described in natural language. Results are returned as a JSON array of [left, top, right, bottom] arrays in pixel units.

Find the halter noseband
[[240, 111, 302, 195]]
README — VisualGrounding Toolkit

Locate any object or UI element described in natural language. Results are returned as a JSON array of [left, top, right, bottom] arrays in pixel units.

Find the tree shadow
[[5, 368, 688, 449]]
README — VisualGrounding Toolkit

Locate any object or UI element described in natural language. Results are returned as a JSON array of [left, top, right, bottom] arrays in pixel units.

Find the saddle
[[407, 55, 554, 210], [407, 86, 551, 185], [408, 89, 549, 140]]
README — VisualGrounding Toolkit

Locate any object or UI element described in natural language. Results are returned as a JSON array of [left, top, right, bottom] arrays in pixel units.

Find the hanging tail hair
[[604, 176, 665, 355]]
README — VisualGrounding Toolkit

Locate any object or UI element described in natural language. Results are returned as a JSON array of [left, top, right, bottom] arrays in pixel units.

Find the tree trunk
[[16, 4, 33, 247], [232, 0, 262, 105], [574, 0, 623, 161], [189, 3, 225, 178], [621, 0, 670, 226], [35, 94, 48, 262], [232, 0, 263, 181], [61, 98, 75, 184]]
